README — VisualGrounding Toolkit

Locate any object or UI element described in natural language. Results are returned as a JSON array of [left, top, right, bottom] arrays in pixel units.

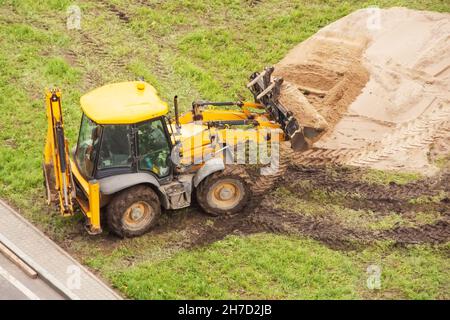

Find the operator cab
[[74, 81, 172, 181], [75, 115, 172, 180]]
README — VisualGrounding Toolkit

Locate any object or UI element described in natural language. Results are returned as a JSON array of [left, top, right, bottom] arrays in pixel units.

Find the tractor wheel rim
[[123, 201, 153, 230], [208, 179, 244, 210]]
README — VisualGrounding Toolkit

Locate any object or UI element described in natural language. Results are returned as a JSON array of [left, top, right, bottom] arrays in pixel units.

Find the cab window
[[137, 119, 171, 177], [75, 114, 100, 178], [98, 125, 132, 170]]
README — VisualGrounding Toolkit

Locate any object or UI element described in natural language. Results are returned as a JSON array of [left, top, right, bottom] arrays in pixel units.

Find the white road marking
[[0, 265, 40, 300]]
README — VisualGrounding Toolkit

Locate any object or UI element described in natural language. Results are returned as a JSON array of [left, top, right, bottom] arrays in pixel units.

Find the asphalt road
[[0, 253, 64, 300]]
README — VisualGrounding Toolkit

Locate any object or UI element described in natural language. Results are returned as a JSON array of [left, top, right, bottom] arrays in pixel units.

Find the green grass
[[111, 235, 359, 299], [0, 0, 449, 300], [108, 234, 449, 299], [361, 168, 422, 186], [408, 191, 449, 205]]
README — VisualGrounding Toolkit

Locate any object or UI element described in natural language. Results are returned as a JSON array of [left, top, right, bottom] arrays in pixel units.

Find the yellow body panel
[[70, 159, 89, 194], [70, 159, 101, 234], [171, 113, 284, 165], [87, 181, 101, 234], [178, 109, 280, 129], [80, 81, 169, 124]]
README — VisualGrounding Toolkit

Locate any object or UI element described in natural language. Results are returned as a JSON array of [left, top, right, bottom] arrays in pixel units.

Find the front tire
[[196, 167, 251, 217], [106, 185, 161, 237]]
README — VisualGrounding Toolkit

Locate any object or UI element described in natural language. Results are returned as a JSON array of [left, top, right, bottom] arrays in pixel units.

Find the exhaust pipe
[[174, 95, 181, 132]]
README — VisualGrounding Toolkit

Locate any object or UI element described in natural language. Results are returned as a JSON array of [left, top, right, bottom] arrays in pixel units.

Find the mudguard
[[98, 173, 170, 208], [193, 157, 225, 187]]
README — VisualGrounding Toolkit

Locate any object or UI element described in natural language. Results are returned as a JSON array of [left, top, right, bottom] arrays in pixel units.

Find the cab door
[[135, 117, 172, 179]]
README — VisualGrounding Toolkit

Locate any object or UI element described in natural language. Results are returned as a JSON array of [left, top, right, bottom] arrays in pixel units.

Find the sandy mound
[[277, 7, 450, 174]]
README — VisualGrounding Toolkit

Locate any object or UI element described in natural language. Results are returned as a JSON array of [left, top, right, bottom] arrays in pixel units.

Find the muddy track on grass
[[282, 165, 450, 214], [94, 1, 178, 86], [250, 205, 450, 247], [103, 2, 131, 23], [248, 143, 294, 197], [285, 166, 450, 195], [182, 203, 450, 250], [62, 1, 133, 88], [152, 165, 449, 250], [62, 29, 127, 89]]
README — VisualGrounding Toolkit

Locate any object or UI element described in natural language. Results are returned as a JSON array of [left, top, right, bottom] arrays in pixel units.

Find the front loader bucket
[[247, 67, 328, 151]]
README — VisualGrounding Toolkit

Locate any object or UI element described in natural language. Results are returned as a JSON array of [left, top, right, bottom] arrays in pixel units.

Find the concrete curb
[[0, 233, 80, 299], [0, 199, 122, 300]]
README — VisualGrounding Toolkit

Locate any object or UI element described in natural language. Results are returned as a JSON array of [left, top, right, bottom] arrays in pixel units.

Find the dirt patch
[[183, 202, 449, 251], [146, 165, 449, 250], [281, 165, 450, 214], [381, 220, 450, 245], [275, 8, 450, 173], [100, 1, 130, 23], [3, 138, 18, 149], [63, 49, 79, 67]]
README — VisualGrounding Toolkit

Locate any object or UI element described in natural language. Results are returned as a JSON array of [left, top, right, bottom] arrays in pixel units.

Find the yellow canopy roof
[[80, 81, 169, 124]]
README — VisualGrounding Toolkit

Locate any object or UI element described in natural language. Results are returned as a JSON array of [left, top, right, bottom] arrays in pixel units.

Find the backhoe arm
[[43, 89, 74, 215]]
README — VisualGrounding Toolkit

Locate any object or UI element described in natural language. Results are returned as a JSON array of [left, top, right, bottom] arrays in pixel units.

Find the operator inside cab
[[75, 114, 171, 180], [136, 119, 171, 177]]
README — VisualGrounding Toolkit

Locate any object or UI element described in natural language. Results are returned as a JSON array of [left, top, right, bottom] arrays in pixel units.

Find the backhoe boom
[[43, 89, 74, 215]]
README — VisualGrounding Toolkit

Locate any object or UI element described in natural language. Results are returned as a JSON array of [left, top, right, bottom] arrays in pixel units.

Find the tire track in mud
[[381, 220, 450, 244], [247, 0, 263, 7], [250, 207, 450, 247], [103, 2, 131, 23], [284, 165, 450, 197], [61, 1, 134, 88], [283, 165, 449, 216], [257, 166, 449, 246], [78, 31, 110, 88], [289, 147, 357, 166], [154, 165, 449, 250], [134, 0, 161, 7], [81, 30, 128, 70], [184, 204, 449, 250], [63, 29, 128, 89], [249, 142, 294, 198]]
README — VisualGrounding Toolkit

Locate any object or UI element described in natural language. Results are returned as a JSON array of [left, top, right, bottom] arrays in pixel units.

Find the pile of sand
[[276, 7, 450, 173]]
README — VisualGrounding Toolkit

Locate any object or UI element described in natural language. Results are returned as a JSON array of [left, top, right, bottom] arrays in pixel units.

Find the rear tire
[[196, 167, 251, 217], [106, 185, 161, 238]]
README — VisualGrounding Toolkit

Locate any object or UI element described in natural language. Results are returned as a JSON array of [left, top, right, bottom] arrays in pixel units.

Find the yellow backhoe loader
[[43, 67, 319, 237]]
